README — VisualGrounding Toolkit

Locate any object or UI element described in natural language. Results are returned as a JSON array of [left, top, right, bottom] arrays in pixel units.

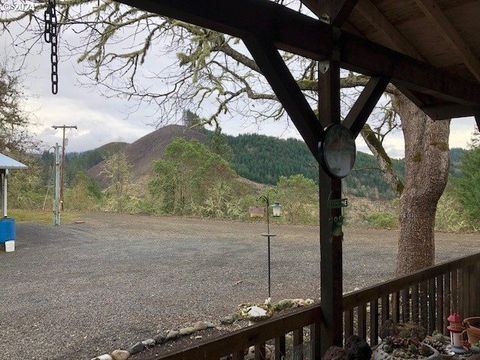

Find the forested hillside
[[57, 127, 465, 200], [224, 133, 405, 199]]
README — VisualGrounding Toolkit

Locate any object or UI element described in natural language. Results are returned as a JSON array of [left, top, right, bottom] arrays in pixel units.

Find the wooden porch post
[[318, 60, 344, 352]]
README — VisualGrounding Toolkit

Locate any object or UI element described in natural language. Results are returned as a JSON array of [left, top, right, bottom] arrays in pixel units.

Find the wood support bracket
[[301, 0, 359, 26], [243, 37, 323, 160], [343, 76, 390, 137]]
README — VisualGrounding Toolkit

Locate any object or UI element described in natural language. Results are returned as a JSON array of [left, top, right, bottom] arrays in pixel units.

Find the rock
[[247, 306, 269, 321], [142, 338, 155, 348], [265, 344, 274, 359], [179, 327, 195, 336], [166, 330, 179, 341], [154, 334, 166, 344], [245, 346, 255, 360], [193, 321, 209, 332], [111, 350, 130, 360], [220, 315, 236, 325], [91, 355, 113, 360], [273, 299, 295, 311], [128, 342, 145, 355], [204, 321, 215, 329]]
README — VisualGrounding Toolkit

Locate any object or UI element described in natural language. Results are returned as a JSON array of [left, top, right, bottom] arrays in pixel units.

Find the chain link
[[44, 0, 58, 94]]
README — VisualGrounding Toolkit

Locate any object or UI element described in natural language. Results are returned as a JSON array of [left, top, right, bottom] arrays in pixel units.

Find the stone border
[[90, 298, 314, 360]]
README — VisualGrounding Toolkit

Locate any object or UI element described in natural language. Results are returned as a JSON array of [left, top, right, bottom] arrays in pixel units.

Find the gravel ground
[[0, 213, 478, 359]]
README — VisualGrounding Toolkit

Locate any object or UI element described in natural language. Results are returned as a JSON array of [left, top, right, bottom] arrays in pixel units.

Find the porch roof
[[117, 0, 480, 122]]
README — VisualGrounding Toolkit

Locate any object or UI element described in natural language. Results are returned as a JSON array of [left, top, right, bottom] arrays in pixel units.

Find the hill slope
[[87, 125, 208, 186]]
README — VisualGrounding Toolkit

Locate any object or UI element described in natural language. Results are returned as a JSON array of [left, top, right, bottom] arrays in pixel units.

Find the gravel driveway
[[0, 213, 478, 359]]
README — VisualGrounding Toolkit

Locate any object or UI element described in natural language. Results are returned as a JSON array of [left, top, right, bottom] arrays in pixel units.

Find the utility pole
[[53, 143, 61, 226], [52, 125, 77, 211]]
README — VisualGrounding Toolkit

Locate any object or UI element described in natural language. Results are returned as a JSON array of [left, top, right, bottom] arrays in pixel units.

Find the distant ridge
[[79, 125, 465, 199]]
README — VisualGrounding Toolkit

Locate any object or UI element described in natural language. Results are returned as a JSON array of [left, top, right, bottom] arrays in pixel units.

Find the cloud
[[25, 96, 150, 152]]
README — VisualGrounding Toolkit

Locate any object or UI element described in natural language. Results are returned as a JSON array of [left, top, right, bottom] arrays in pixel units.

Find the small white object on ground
[[4, 240, 14, 252], [91, 355, 112, 360]]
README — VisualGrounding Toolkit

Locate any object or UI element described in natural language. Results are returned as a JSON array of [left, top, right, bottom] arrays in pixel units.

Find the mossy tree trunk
[[392, 94, 451, 276]]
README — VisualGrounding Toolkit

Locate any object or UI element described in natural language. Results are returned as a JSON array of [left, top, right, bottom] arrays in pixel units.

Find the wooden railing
[[342, 253, 480, 346], [156, 253, 480, 360], [158, 303, 323, 360]]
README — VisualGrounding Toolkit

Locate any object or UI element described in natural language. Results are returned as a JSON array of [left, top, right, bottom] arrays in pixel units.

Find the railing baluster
[[411, 284, 419, 324], [459, 268, 466, 317], [452, 269, 458, 313], [392, 292, 400, 323], [255, 342, 266, 360], [473, 264, 480, 316], [401, 288, 410, 323], [444, 271, 451, 335], [428, 278, 436, 334], [370, 298, 379, 346], [420, 281, 428, 330], [344, 308, 354, 341], [275, 335, 286, 360], [293, 328, 303, 360], [467, 264, 476, 316], [436, 275, 444, 333], [309, 322, 321, 360], [358, 304, 367, 340], [381, 295, 389, 324]]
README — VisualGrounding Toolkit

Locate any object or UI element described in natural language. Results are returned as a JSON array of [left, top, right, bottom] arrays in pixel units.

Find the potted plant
[[374, 320, 439, 360]]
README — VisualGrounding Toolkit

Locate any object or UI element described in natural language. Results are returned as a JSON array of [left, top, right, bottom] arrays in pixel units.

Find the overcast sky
[[3, 5, 478, 158]]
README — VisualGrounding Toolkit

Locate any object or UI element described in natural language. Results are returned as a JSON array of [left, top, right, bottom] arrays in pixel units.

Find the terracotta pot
[[464, 317, 480, 345]]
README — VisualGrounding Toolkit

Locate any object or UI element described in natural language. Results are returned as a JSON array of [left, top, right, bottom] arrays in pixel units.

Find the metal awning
[[0, 153, 27, 170]]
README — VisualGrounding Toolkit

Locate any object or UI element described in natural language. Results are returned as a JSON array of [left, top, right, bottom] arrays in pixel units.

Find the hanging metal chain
[[44, 0, 58, 94]]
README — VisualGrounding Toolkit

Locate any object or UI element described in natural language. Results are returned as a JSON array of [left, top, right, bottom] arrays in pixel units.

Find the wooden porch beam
[[318, 60, 344, 353], [421, 103, 480, 120], [343, 76, 390, 137], [243, 38, 324, 159], [116, 0, 480, 108], [414, 0, 480, 82], [301, 0, 359, 26], [356, 0, 423, 61]]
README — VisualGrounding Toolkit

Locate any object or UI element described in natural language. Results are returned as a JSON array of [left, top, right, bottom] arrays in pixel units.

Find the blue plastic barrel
[[0, 218, 15, 242]]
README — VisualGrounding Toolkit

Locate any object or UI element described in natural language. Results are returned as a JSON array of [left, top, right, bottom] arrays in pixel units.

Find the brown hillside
[[88, 124, 208, 186]]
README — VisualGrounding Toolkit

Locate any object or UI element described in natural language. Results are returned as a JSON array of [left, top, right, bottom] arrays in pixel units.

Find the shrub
[[363, 211, 399, 228]]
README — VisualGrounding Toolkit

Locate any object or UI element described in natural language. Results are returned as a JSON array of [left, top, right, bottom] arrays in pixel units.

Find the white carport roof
[[0, 153, 27, 170]]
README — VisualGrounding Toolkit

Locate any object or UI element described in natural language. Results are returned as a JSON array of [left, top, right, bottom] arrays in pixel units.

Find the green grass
[[8, 209, 85, 225]]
